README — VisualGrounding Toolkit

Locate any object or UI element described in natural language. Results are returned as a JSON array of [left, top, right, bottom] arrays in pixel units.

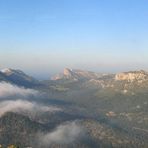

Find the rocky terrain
[[0, 68, 147, 147], [52, 68, 104, 81]]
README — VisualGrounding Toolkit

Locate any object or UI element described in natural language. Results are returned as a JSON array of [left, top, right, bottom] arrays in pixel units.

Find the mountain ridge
[[0, 68, 41, 88], [1, 67, 148, 90], [52, 68, 109, 81]]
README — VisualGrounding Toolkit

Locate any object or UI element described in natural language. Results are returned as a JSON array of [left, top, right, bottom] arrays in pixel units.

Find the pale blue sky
[[0, 0, 148, 79]]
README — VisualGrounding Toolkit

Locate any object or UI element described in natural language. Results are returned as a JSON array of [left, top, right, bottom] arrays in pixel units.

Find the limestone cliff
[[115, 70, 148, 82]]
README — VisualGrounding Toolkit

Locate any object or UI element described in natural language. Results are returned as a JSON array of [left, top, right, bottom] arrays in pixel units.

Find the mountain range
[[1, 67, 148, 86], [0, 67, 148, 147]]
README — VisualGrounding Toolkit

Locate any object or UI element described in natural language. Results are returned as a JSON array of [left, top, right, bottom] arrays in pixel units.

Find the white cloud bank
[[0, 82, 38, 98], [0, 100, 62, 117], [0, 82, 62, 119], [0, 82, 86, 147], [39, 121, 85, 146]]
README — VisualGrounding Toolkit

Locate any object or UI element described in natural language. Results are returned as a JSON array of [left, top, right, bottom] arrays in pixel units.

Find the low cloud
[[0, 100, 62, 117], [0, 82, 38, 99], [38, 121, 85, 146]]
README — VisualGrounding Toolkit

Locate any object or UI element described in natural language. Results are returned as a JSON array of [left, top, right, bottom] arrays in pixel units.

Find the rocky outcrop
[[63, 68, 73, 76], [52, 68, 76, 80], [1, 68, 13, 76], [115, 70, 148, 82], [52, 68, 103, 81]]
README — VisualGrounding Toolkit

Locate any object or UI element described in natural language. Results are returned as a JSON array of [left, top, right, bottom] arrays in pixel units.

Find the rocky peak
[[52, 68, 105, 81], [1, 68, 13, 76], [63, 68, 73, 76], [115, 70, 148, 82], [1, 68, 25, 76], [52, 68, 75, 80]]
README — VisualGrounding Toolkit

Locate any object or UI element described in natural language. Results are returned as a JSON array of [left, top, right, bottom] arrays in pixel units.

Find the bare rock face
[[115, 70, 148, 82], [52, 68, 75, 80], [63, 68, 73, 77], [52, 68, 104, 81]]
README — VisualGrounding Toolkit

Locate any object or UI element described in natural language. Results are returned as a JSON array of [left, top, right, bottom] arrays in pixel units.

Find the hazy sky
[[0, 0, 148, 79]]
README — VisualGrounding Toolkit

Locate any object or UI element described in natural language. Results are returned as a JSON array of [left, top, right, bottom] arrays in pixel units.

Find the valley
[[0, 68, 147, 148]]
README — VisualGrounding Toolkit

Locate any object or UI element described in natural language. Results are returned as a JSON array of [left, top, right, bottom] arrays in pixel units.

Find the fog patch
[[0, 82, 38, 99], [38, 121, 85, 146], [0, 100, 62, 117]]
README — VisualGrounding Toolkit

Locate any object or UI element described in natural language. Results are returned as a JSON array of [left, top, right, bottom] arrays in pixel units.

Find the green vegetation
[[0, 69, 148, 147]]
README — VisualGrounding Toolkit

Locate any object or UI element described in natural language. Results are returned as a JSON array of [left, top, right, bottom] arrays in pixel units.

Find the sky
[[0, 0, 148, 79]]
